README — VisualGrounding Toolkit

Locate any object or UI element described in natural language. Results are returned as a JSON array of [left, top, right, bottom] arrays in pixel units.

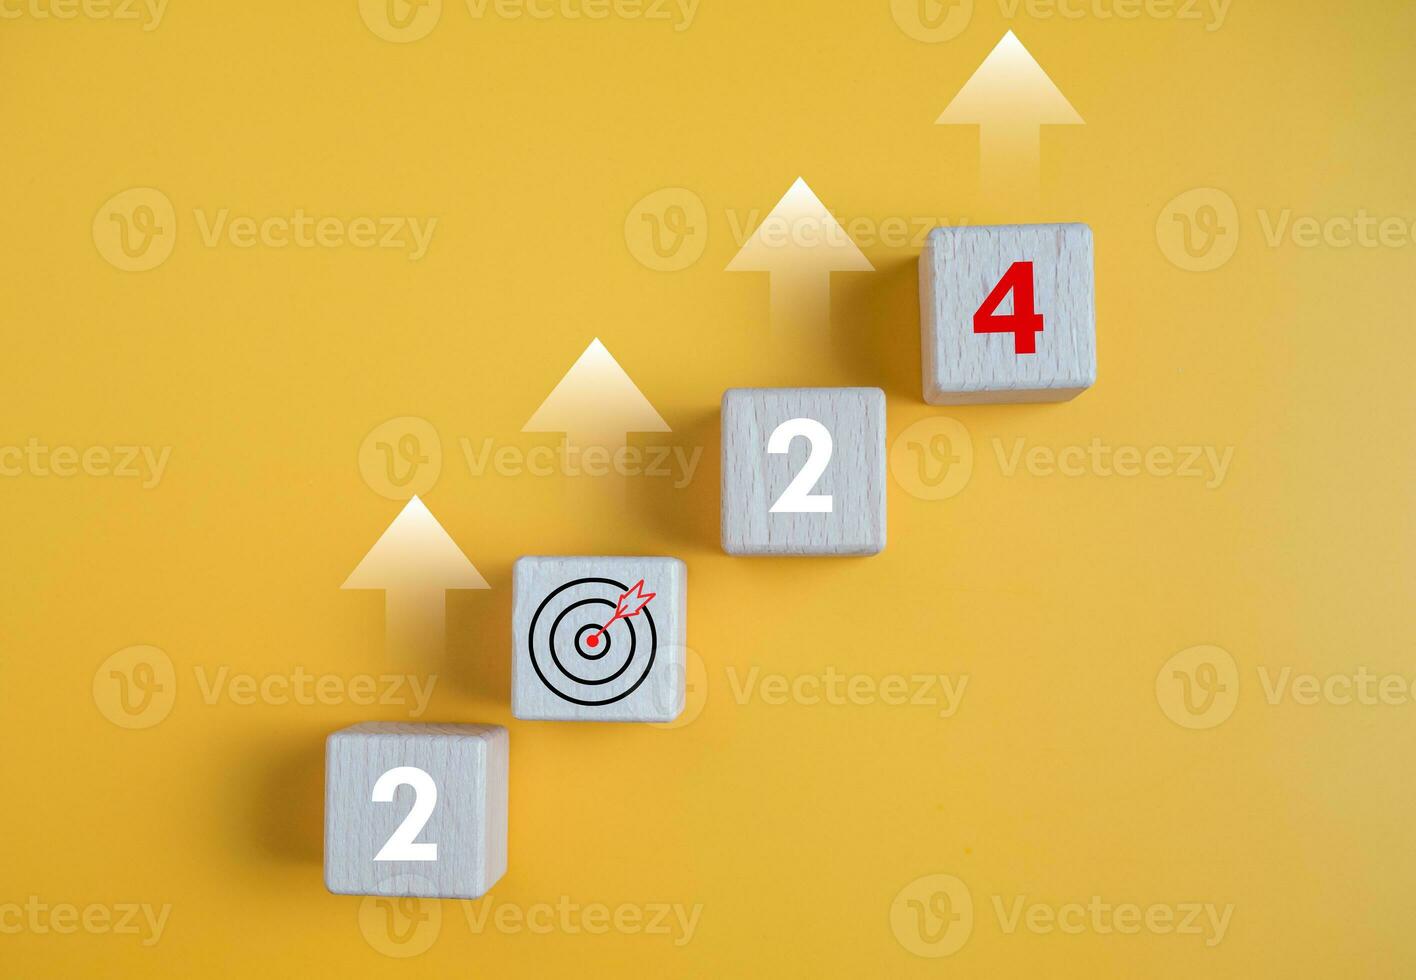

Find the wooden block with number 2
[[324, 722, 508, 900], [721, 387, 886, 556], [919, 223, 1096, 404]]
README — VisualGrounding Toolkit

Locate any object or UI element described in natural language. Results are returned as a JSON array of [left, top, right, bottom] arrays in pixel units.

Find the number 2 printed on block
[[768, 417, 834, 514], [372, 766, 438, 862]]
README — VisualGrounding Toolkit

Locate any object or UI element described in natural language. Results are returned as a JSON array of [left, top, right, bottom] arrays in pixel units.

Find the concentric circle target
[[528, 577, 657, 706]]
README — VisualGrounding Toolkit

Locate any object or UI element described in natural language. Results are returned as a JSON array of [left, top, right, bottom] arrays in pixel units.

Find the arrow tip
[[726, 176, 874, 273], [342, 496, 489, 591], [522, 337, 670, 442], [937, 30, 1084, 126]]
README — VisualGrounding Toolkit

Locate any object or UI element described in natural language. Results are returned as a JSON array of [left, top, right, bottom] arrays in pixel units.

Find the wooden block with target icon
[[721, 387, 887, 556], [919, 223, 1096, 404], [512, 556, 687, 723], [324, 722, 509, 899]]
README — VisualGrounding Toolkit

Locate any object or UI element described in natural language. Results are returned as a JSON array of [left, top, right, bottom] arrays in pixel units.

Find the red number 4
[[973, 261, 1044, 355]]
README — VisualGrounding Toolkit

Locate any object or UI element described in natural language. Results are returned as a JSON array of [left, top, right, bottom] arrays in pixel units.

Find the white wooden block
[[919, 223, 1096, 404], [512, 556, 687, 723], [324, 722, 508, 899], [721, 387, 886, 556]]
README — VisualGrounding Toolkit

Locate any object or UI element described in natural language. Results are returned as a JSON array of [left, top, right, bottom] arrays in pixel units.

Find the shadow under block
[[324, 722, 508, 899], [512, 556, 687, 723], [919, 223, 1096, 404], [721, 387, 886, 556]]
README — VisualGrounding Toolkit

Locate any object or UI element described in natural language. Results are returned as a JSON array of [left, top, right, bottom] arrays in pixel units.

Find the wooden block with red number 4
[[919, 223, 1096, 404]]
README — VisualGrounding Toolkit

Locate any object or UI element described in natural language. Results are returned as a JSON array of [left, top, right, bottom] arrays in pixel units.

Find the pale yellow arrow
[[937, 31, 1083, 197], [343, 496, 488, 658], [727, 177, 873, 335], [523, 337, 670, 455]]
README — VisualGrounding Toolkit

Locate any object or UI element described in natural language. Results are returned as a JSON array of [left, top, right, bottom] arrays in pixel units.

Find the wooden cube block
[[512, 556, 687, 723], [324, 722, 508, 899], [919, 223, 1096, 404], [721, 387, 886, 556]]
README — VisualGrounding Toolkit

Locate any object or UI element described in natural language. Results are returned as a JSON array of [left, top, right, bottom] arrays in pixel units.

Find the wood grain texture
[[721, 387, 886, 556], [919, 223, 1096, 404], [324, 722, 508, 899], [512, 556, 687, 722]]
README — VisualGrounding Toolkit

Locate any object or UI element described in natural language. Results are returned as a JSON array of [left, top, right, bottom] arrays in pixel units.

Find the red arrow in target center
[[585, 580, 656, 649]]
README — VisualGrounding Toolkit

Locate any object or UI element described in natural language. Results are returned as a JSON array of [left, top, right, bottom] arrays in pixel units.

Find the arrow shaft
[[588, 613, 621, 643], [768, 268, 832, 334], [978, 123, 1041, 203], [385, 588, 446, 659], [561, 432, 630, 458]]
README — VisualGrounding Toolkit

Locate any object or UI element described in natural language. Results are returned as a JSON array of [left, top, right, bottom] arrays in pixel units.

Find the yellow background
[[4, 0, 1415, 975]]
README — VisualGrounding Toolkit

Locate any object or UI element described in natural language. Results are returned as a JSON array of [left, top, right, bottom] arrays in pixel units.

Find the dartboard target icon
[[527, 577, 658, 706]]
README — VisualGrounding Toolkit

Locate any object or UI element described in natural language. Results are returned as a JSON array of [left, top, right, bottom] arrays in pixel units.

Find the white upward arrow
[[343, 496, 488, 657], [936, 31, 1083, 195], [523, 337, 670, 453], [726, 177, 873, 334]]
